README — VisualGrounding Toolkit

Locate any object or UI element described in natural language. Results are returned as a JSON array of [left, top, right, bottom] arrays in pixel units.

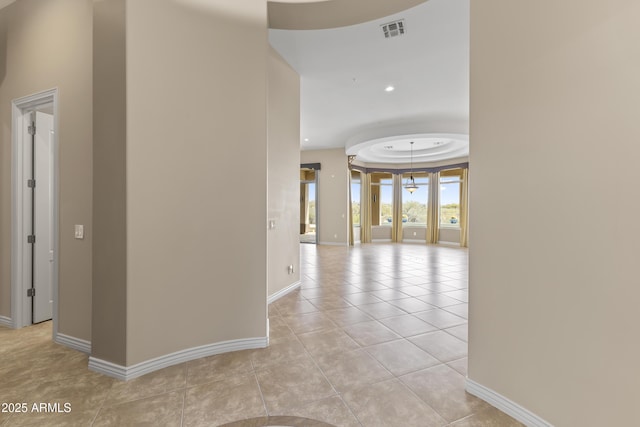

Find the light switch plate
[[74, 225, 84, 240]]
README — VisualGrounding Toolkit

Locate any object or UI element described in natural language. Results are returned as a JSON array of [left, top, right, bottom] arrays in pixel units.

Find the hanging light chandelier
[[404, 141, 418, 193]]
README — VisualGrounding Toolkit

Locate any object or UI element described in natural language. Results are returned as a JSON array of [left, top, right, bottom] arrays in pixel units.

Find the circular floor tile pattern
[[220, 416, 337, 427]]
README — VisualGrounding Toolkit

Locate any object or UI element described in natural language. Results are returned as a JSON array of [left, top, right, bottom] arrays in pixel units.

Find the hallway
[[0, 244, 521, 426]]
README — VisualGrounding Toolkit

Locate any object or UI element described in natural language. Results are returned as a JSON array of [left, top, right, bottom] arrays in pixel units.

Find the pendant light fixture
[[404, 141, 418, 193]]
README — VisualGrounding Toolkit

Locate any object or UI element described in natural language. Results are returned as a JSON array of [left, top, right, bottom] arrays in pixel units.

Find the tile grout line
[[180, 363, 187, 427], [97, 383, 189, 410], [303, 340, 365, 427], [300, 246, 471, 426], [1, 414, 13, 427], [89, 376, 113, 426], [250, 354, 270, 417], [179, 387, 187, 427], [444, 412, 476, 426], [440, 326, 468, 343], [292, 280, 367, 425], [386, 355, 457, 425]]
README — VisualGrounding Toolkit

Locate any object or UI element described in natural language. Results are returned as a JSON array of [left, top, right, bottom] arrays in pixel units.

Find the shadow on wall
[[0, 13, 7, 85]]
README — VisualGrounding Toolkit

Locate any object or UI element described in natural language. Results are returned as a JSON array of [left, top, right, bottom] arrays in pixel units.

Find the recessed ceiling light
[[304, 138, 309, 142], [385, 85, 395, 92]]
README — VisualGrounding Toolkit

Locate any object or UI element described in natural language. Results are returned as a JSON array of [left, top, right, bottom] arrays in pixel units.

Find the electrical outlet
[[287, 265, 295, 274]]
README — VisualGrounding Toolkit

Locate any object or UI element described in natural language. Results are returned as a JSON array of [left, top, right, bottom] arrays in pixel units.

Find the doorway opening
[[11, 89, 58, 334], [300, 165, 319, 244]]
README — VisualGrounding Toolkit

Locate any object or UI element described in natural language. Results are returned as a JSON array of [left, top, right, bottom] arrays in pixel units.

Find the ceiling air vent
[[381, 19, 405, 39]]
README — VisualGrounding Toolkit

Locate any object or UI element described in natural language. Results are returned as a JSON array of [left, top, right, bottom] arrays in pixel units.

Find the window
[[440, 170, 463, 227], [402, 172, 428, 226], [300, 168, 318, 244], [371, 172, 393, 226], [351, 170, 361, 227]]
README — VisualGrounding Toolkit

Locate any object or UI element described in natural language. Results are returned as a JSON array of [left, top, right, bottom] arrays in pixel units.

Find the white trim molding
[[89, 337, 268, 381], [11, 88, 59, 332], [0, 315, 13, 328], [438, 241, 462, 247], [268, 280, 301, 304], [466, 378, 554, 427], [318, 242, 348, 246], [55, 333, 91, 354]]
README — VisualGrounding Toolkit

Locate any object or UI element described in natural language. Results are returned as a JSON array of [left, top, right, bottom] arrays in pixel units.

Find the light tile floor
[[0, 243, 523, 426]]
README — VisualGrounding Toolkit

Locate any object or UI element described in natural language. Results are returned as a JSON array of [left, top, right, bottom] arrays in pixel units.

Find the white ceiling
[[269, 0, 469, 163]]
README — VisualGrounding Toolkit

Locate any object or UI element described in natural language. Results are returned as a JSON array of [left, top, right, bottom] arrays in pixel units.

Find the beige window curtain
[[459, 168, 469, 248], [348, 170, 354, 246], [427, 171, 440, 244], [300, 182, 309, 235], [392, 173, 403, 242], [360, 172, 372, 243]]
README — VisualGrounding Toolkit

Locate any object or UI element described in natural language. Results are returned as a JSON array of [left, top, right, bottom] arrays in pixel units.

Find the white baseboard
[[268, 280, 301, 304], [55, 333, 91, 354], [0, 315, 13, 328], [371, 239, 392, 243], [466, 378, 553, 427], [89, 336, 268, 381], [402, 239, 425, 244], [438, 241, 461, 246], [318, 242, 348, 246]]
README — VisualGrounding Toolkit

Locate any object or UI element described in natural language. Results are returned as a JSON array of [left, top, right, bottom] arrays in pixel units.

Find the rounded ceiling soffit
[[347, 133, 469, 164], [267, 0, 429, 30]]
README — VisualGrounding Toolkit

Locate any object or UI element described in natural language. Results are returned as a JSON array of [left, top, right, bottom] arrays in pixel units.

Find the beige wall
[[371, 226, 392, 241], [0, 0, 93, 339], [301, 149, 349, 245], [267, 47, 300, 297], [469, 1, 640, 426], [124, 0, 268, 365], [403, 226, 426, 241], [92, 0, 127, 365], [370, 224, 459, 243], [438, 228, 459, 244]]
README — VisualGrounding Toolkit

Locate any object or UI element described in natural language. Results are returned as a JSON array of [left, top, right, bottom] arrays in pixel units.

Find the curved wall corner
[[92, 0, 269, 375], [268, 0, 428, 30]]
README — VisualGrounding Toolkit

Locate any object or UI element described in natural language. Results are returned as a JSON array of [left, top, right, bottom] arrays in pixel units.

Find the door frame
[[300, 166, 319, 244], [11, 88, 59, 335]]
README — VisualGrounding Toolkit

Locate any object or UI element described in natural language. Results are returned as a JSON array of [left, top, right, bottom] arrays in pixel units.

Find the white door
[[32, 111, 54, 323]]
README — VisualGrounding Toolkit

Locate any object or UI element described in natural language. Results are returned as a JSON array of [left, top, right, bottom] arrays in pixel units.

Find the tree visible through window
[[351, 170, 361, 226], [371, 173, 393, 226], [440, 170, 462, 226], [402, 172, 428, 225]]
